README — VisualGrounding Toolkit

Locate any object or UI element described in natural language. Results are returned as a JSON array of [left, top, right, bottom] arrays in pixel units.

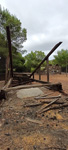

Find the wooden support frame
[[29, 42, 62, 78]]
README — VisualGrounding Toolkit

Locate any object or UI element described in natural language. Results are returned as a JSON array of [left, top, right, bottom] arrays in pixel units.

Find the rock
[[4, 120, 9, 125], [5, 133, 11, 136], [33, 145, 37, 149]]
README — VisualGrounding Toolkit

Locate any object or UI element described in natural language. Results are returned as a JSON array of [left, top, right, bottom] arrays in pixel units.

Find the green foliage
[[0, 32, 8, 58], [13, 52, 25, 72], [0, 5, 27, 72], [0, 5, 27, 52], [25, 51, 46, 72], [53, 49, 68, 67]]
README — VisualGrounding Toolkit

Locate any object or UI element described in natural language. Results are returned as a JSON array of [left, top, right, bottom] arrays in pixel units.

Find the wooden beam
[[39, 104, 68, 113], [30, 78, 49, 84], [37, 98, 60, 114], [2, 78, 13, 90], [4, 83, 50, 92], [4, 82, 62, 92], [29, 42, 62, 78], [35, 94, 61, 100], [5, 56, 10, 83], [24, 101, 64, 107], [6, 26, 13, 77]]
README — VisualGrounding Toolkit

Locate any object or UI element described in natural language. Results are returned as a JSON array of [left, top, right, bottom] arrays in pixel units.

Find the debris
[[37, 98, 60, 114], [25, 117, 42, 125], [39, 104, 68, 114], [45, 83, 62, 91], [35, 94, 61, 100], [4, 83, 50, 92], [24, 100, 64, 107], [7, 148, 10, 150], [5, 133, 11, 136], [34, 92, 54, 99]]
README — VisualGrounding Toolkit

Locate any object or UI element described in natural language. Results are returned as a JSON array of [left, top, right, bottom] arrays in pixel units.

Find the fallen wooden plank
[[24, 101, 64, 107], [35, 92, 54, 99], [25, 117, 42, 124], [39, 104, 68, 114], [4, 83, 50, 92], [37, 98, 60, 113], [4, 83, 63, 92], [35, 94, 61, 100]]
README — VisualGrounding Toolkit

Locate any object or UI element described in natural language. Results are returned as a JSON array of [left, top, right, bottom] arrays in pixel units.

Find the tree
[[53, 49, 68, 73], [0, 5, 27, 73], [13, 52, 25, 72], [25, 51, 46, 72], [0, 5, 27, 52]]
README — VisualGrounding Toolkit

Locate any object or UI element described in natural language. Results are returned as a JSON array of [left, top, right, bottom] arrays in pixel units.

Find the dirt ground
[[0, 73, 68, 150], [34, 73, 68, 93]]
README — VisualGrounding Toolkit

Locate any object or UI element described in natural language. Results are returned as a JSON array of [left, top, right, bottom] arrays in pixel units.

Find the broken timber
[[39, 104, 68, 114], [24, 101, 64, 107], [37, 98, 60, 114], [3, 82, 62, 92], [35, 94, 61, 100], [6, 26, 13, 78], [25, 117, 42, 125], [29, 42, 62, 78]]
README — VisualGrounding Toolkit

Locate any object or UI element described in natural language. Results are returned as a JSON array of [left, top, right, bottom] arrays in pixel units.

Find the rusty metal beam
[[6, 26, 13, 77], [29, 42, 62, 78]]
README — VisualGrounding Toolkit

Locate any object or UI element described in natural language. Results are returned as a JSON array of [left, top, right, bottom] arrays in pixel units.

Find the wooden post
[[39, 67, 41, 80], [46, 58, 49, 82], [6, 26, 13, 77], [5, 56, 10, 83]]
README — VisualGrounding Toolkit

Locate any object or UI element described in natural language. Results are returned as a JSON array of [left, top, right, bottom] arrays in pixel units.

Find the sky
[[0, 0, 68, 59]]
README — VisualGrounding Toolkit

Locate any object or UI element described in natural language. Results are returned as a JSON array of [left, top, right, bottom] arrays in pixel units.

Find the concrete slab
[[17, 87, 44, 99]]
